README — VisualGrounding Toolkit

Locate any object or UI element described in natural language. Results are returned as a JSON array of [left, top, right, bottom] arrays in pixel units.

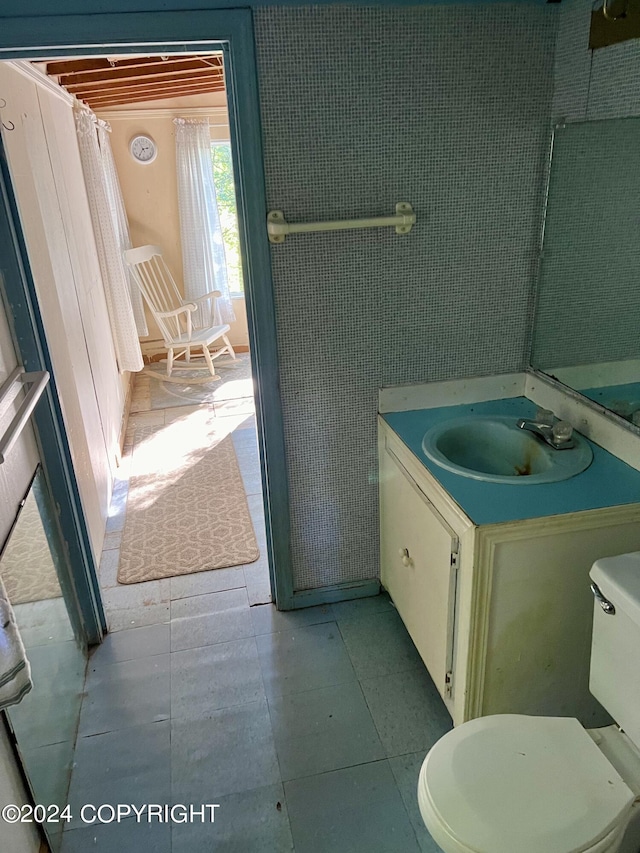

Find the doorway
[[18, 51, 272, 623], [0, 12, 294, 633]]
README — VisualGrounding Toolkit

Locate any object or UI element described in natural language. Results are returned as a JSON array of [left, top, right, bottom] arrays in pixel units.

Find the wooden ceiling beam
[[63, 67, 224, 94], [46, 54, 221, 77], [74, 78, 224, 100], [59, 57, 222, 87], [85, 82, 226, 108]]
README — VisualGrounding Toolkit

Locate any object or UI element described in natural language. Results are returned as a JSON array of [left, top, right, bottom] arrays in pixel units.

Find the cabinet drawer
[[380, 442, 458, 704]]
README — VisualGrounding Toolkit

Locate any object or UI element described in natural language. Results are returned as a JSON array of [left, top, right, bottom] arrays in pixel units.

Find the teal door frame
[[0, 150, 106, 644], [0, 9, 295, 618]]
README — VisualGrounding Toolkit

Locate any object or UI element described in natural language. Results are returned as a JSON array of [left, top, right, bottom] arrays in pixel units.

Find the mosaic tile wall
[[531, 0, 640, 370], [553, 0, 640, 122], [254, 5, 557, 591]]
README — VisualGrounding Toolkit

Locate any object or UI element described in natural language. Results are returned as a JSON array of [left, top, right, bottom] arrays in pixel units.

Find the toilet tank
[[590, 552, 640, 749]]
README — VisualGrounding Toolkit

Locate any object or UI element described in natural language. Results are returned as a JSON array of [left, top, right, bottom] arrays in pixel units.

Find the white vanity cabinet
[[379, 417, 640, 727]]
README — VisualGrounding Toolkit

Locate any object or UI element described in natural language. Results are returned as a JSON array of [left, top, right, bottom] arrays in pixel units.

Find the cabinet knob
[[399, 547, 412, 567]]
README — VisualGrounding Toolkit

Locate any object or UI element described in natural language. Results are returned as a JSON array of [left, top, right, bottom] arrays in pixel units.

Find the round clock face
[[129, 135, 157, 164]]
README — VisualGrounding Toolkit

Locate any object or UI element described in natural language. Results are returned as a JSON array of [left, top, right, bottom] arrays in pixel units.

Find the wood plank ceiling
[[45, 54, 225, 109]]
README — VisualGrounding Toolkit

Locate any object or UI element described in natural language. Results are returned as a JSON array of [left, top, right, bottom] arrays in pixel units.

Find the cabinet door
[[380, 442, 459, 705]]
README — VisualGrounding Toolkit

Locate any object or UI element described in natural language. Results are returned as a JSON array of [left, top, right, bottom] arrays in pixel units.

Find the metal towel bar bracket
[[0, 366, 50, 464], [266, 202, 416, 244]]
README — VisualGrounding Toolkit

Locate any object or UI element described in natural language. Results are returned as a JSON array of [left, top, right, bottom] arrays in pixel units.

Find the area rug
[[117, 427, 260, 584], [1, 493, 62, 605]]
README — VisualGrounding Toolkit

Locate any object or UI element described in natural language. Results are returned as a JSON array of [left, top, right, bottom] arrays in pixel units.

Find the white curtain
[[74, 106, 144, 372], [97, 123, 148, 338], [174, 118, 235, 328]]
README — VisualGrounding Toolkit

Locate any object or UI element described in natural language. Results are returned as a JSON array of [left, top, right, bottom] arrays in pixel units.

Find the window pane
[[211, 142, 244, 294]]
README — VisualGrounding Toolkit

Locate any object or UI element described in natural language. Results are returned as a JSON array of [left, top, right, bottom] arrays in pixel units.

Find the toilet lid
[[420, 715, 635, 853]]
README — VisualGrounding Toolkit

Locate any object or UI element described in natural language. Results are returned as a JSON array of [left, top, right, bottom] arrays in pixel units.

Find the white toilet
[[418, 552, 640, 853]]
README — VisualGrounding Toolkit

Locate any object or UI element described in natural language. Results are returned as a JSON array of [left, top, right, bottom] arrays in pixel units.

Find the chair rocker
[[124, 245, 236, 379]]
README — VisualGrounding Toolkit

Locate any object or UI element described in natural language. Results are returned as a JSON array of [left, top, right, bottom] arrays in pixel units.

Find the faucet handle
[[535, 407, 555, 426], [552, 420, 573, 444]]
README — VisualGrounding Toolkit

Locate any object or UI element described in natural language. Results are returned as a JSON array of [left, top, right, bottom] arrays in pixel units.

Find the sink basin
[[421, 415, 593, 485]]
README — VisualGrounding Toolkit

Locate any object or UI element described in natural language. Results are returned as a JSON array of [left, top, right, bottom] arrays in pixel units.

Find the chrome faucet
[[516, 408, 575, 450]]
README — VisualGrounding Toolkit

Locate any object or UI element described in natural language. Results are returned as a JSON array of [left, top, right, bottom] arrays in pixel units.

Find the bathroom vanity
[[379, 394, 640, 728]]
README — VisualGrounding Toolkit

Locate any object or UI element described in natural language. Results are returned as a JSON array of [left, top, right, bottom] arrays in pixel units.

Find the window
[[211, 141, 244, 295]]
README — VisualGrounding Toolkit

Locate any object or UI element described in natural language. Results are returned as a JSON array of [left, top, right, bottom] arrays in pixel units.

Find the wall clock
[[129, 135, 157, 164]]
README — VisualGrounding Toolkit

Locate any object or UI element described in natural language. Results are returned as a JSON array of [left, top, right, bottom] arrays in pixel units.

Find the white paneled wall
[[38, 87, 126, 471], [0, 61, 126, 563]]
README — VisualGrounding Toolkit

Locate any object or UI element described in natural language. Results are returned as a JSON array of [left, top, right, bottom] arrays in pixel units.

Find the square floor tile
[[110, 482, 129, 512], [9, 641, 86, 748], [79, 654, 170, 736], [338, 609, 424, 679], [231, 432, 262, 496], [13, 598, 75, 647], [285, 760, 420, 853], [360, 668, 452, 757], [171, 637, 264, 719], [390, 752, 444, 853], [102, 530, 123, 551], [171, 699, 280, 801], [22, 740, 74, 809], [102, 581, 171, 633], [247, 492, 266, 537], [170, 588, 252, 652], [60, 817, 170, 852], [105, 508, 126, 534], [214, 397, 255, 418], [89, 624, 170, 667], [251, 603, 333, 636], [98, 548, 122, 591], [245, 556, 267, 590], [172, 783, 294, 853], [330, 592, 393, 623], [256, 622, 356, 699], [169, 566, 246, 600], [127, 411, 166, 427], [269, 681, 385, 781], [98, 549, 120, 590], [67, 721, 170, 827], [163, 404, 214, 422], [245, 581, 272, 606], [231, 426, 259, 451]]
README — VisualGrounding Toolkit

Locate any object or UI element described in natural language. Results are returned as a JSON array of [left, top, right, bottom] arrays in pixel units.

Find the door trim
[[0, 146, 106, 643], [0, 10, 295, 613]]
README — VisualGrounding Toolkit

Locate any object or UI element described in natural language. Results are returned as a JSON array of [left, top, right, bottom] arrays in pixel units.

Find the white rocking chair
[[123, 245, 236, 379]]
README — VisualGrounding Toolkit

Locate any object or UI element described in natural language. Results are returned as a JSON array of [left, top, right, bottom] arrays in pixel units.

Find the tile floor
[[58, 364, 449, 852]]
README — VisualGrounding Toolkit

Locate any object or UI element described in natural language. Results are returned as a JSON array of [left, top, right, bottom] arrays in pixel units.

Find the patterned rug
[[117, 424, 260, 584], [1, 492, 62, 605]]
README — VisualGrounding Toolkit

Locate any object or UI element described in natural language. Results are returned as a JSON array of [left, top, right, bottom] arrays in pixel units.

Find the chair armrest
[[156, 304, 197, 318], [190, 290, 222, 304]]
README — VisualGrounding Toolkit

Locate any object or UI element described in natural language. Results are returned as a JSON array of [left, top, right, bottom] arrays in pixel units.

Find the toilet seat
[[418, 715, 636, 853]]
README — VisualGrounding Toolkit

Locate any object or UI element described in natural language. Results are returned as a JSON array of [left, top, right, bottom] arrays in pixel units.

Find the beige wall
[[100, 92, 249, 350]]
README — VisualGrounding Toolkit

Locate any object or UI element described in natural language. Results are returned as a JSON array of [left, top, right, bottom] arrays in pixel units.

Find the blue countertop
[[382, 397, 640, 526]]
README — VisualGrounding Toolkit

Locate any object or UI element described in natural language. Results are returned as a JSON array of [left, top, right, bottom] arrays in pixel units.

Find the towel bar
[[267, 202, 416, 244], [0, 367, 50, 464]]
